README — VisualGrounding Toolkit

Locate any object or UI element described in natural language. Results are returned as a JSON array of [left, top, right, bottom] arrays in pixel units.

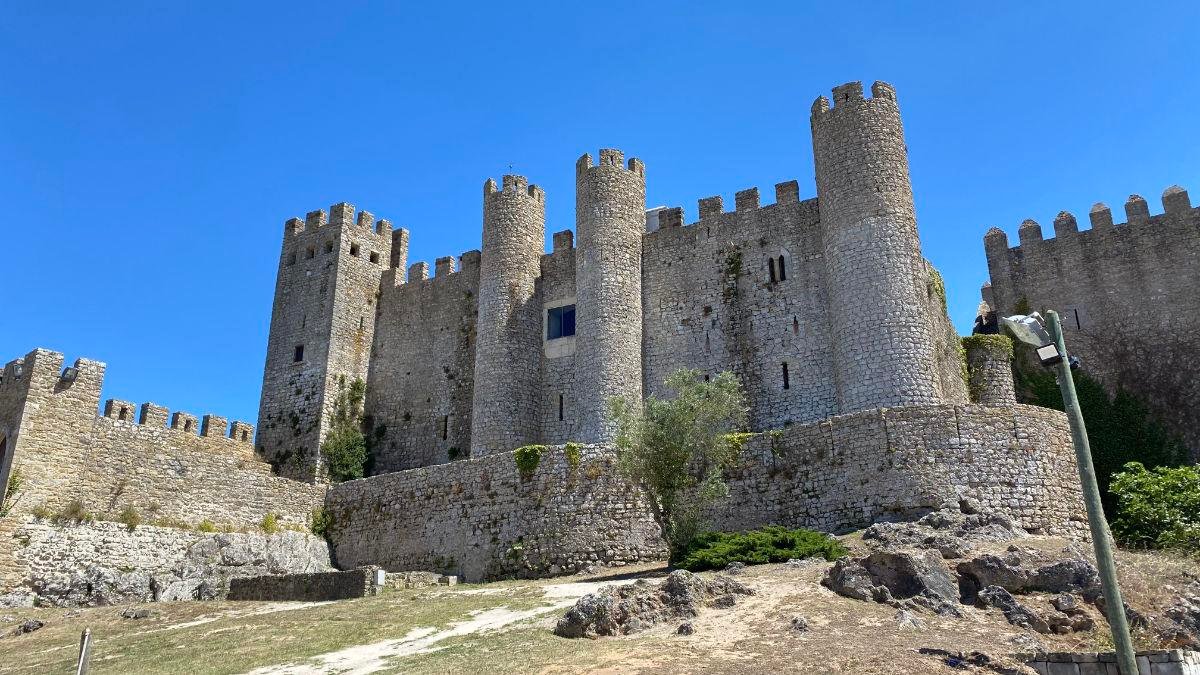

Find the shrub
[[321, 377, 369, 482], [260, 513, 281, 534], [674, 526, 848, 571], [609, 369, 750, 558], [310, 507, 334, 537], [1110, 462, 1200, 554], [197, 519, 217, 533], [117, 506, 141, 531], [514, 445, 547, 478], [1, 467, 24, 518], [56, 500, 92, 524], [563, 442, 583, 469]]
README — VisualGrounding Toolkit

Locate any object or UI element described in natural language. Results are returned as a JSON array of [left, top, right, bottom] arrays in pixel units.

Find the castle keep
[[0, 81, 1090, 595], [256, 80, 969, 478]]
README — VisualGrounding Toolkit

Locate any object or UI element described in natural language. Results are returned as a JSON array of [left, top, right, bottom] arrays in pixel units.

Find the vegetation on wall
[[675, 525, 848, 571], [1109, 462, 1200, 555], [0, 467, 24, 518], [321, 376, 369, 483], [608, 368, 750, 558], [514, 445, 547, 478], [1012, 343, 1187, 516]]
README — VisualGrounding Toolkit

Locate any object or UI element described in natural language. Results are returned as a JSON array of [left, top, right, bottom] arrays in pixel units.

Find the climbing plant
[[321, 376, 369, 483]]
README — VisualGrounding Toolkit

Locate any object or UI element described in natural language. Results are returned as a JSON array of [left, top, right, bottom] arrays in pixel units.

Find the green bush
[[563, 442, 583, 469], [310, 507, 334, 537], [514, 445, 547, 477], [1110, 462, 1200, 554], [1012, 344, 1187, 517], [260, 512, 281, 534], [321, 377, 369, 482], [117, 506, 140, 531], [674, 526, 848, 571], [197, 519, 217, 533]]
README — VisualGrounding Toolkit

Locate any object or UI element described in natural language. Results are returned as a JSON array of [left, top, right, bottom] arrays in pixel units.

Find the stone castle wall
[[712, 403, 1086, 537], [324, 443, 667, 582], [0, 349, 324, 537], [984, 188, 1200, 458], [364, 253, 480, 472]]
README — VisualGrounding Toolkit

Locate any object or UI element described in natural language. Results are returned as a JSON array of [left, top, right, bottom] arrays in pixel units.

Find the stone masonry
[[983, 188, 1200, 459]]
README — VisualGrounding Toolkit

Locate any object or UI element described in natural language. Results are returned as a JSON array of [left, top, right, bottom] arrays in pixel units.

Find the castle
[[981, 189, 1200, 460], [256, 80, 969, 479], [0, 81, 1090, 595]]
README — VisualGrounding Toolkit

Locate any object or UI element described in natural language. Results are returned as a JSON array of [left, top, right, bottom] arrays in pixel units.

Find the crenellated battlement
[[810, 80, 898, 119], [284, 203, 393, 239], [982, 184, 1197, 259], [484, 175, 545, 203], [99, 397, 254, 444], [575, 149, 646, 180], [646, 179, 809, 234]]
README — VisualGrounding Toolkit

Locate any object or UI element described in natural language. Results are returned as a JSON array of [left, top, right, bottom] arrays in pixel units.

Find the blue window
[[547, 305, 576, 340]]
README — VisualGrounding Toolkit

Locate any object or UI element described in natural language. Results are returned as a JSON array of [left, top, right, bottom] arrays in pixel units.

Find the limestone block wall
[[0, 349, 325, 537], [364, 252, 480, 472], [7, 521, 332, 606], [537, 236, 581, 444], [641, 190, 838, 430], [710, 403, 1087, 537], [227, 567, 380, 602], [984, 187, 1200, 459], [324, 444, 666, 582]]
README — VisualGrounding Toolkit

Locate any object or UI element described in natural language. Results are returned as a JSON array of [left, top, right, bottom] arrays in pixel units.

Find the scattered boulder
[[10, 619, 44, 637], [554, 571, 754, 639], [863, 502, 1026, 559], [894, 609, 924, 629], [976, 585, 1050, 633], [121, 608, 153, 620], [823, 550, 961, 616], [790, 615, 810, 632], [676, 622, 694, 635], [723, 562, 746, 575], [956, 547, 1100, 603]]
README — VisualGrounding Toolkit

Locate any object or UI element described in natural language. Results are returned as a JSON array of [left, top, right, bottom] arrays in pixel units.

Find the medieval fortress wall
[[0, 80, 1101, 598], [983, 188, 1200, 458]]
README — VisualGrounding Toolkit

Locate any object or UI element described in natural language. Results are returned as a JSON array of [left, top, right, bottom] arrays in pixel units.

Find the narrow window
[[441, 415, 448, 440], [558, 394, 564, 421], [777, 256, 787, 281], [184, 420, 194, 433], [350, 243, 360, 257], [301, 314, 306, 329], [358, 316, 364, 331], [547, 305, 577, 339], [324, 240, 334, 254], [703, 374, 710, 382], [1074, 308, 1081, 330], [369, 251, 380, 264], [792, 317, 799, 335], [782, 362, 790, 390], [118, 406, 129, 421], [306, 247, 315, 260], [768, 258, 777, 282], [241, 430, 249, 442], [293, 345, 304, 362]]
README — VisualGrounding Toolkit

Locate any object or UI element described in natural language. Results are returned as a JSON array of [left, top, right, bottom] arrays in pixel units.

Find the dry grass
[[0, 538, 1193, 674]]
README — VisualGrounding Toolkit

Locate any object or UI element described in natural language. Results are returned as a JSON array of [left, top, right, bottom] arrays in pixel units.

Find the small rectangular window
[[442, 415, 448, 440], [369, 251, 380, 264], [558, 394, 564, 421], [768, 258, 777, 282], [777, 256, 787, 281], [547, 305, 576, 340], [293, 345, 304, 362], [350, 243, 360, 257], [782, 362, 790, 390]]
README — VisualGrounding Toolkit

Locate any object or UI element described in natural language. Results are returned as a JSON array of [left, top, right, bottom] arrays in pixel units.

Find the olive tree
[[608, 369, 750, 558]]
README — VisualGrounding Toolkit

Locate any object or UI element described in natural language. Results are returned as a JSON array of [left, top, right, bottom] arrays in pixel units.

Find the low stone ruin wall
[[325, 444, 666, 582], [711, 403, 1088, 538], [228, 567, 381, 602], [1, 519, 333, 607], [1022, 649, 1200, 675]]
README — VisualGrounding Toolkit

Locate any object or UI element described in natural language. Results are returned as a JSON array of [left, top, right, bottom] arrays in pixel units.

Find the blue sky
[[2, 2, 1197, 425]]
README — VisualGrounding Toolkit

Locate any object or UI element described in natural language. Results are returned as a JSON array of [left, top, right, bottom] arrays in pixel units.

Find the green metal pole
[[1045, 310, 1138, 675]]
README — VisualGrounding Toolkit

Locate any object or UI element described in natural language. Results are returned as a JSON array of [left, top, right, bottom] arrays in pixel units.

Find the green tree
[[1012, 345, 1187, 517], [321, 376, 369, 483], [608, 369, 749, 559], [1109, 462, 1200, 554]]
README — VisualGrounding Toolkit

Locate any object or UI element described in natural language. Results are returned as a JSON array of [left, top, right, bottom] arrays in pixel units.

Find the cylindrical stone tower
[[811, 81, 941, 412], [470, 175, 546, 456], [964, 334, 1016, 405], [574, 149, 646, 443]]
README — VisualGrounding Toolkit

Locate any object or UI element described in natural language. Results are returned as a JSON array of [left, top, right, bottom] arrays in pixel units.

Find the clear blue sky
[[2, 2, 1197, 425]]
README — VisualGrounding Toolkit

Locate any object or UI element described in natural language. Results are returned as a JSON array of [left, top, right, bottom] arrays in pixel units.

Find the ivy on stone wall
[[1012, 344, 1188, 517], [321, 376, 369, 483]]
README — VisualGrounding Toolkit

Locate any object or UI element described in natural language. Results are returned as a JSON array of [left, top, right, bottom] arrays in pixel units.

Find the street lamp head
[[1000, 313, 1053, 347], [1001, 313, 1064, 367]]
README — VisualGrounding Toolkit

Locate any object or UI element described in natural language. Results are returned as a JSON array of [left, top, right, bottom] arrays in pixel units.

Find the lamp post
[[1001, 310, 1138, 675]]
